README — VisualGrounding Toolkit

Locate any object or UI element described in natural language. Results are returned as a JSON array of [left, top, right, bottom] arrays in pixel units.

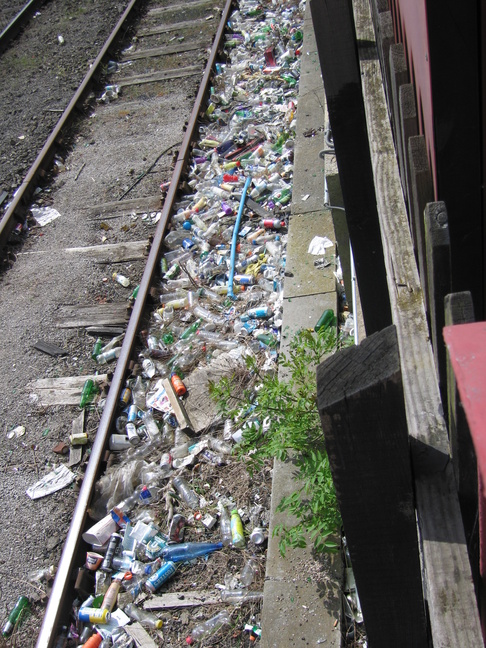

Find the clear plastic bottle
[[240, 557, 259, 587], [112, 272, 130, 287], [220, 589, 263, 604], [124, 603, 163, 629], [186, 610, 231, 645], [218, 503, 232, 546], [172, 476, 199, 509]]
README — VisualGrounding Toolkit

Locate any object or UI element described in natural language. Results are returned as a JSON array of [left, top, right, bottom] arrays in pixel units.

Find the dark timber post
[[424, 201, 451, 401], [317, 326, 428, 647], [309, 0, 392, 335]]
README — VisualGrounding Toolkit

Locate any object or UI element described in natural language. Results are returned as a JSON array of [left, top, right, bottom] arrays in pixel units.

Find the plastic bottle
[[2, 596, 30, 636], [160, 541, 223, 563], [206, 437, 232, 456], [230, 509, 245, 548], [81, 632, 103, 648], [124, 602, 163, 629], [172, 476, 199, 509], [170, 372, 187, 396], [112, 272, 130, 287], [220, 589, 263, 604], [186, 610, 231, 645], [240, 557, 259, 587], [218, 504, 232, 546], [101, 577, 122, 612], [96, 347, 122, 364]]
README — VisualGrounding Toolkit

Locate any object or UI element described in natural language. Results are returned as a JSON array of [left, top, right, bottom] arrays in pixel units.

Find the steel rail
[[0, 0, 142, 258], [35, 0, 233, 644], [0, 0, 46, 54]]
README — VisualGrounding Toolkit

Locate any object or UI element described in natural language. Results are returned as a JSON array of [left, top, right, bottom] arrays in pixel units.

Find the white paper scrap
[[308, 235, 334, 255], [30, 206, 61, 227], [26, 464, 75, 499]]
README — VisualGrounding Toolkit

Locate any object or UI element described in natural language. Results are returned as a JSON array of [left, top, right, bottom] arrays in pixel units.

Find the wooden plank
[[29, 374, 108, 407], [82, 195, 161, 216], [161, 378, 194, 433], [121, 40, 205, 61], [388, 44, 408, 197], [444, 292, 477, 545], [124, 622, 158, 648], [398, 84, 418, 222], [117, 66, 201, 88], [352, 0, 483, 643], [148, 0, 214, 15], [55, 303, 129, 328], [375, 11, 394, 106], [309, 0, 392, 335], [408, 135, 434, 307], [317, 325, 428, 647], [424, 201, 451, 400], [33, 340, 68, 356], [139, 18, 209, 37], [144, 590, 221, 610], [20, 241, 148, 264]]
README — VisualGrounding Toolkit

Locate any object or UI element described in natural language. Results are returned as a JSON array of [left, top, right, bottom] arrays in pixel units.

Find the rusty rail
[[35, 0, 233, 644], [0, 0, 46, 54]]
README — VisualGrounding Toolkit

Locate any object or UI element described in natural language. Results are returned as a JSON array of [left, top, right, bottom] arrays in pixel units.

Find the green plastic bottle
[[230, 509, 245, 548], [2, 596, 30, 636]]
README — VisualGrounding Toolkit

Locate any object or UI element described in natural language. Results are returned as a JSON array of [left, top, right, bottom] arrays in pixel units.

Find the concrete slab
[[284, 210, 336, 299], [280, 292, 337, 356]]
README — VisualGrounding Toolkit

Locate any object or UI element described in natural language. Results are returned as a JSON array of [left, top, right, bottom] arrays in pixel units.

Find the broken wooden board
[[82, 195, 161, 217], [69, 411, 85, 466], [33, 340, 68, 356], [162, 378, 194, 433], [117, 66, 200, 88], [183, 349, 250, 433], [139, 18, 209, 37], [121, 41, 205, 61], [29, 374, 108, 407], [55, 303, 129, 328], [148, 0, 214, 15], [144, 590, 220, 610], [19, 241, 148, 264], [124, 622, 158, 648]]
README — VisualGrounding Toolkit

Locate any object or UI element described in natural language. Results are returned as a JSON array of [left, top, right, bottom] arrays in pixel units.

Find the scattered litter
[[26, 464, 76, 500], [30, 206, 61, 227], [308, 235, 334, 255], [7, 425, 26, 440]]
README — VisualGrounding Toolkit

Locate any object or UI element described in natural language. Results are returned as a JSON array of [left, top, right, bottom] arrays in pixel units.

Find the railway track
[[0, 0, 305, 645]]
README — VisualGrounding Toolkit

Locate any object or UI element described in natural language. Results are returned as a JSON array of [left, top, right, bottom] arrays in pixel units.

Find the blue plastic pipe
[[227, 175, 252, 299]]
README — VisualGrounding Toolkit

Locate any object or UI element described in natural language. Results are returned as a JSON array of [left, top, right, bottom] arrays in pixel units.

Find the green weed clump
[[210, 326, 346, 556]]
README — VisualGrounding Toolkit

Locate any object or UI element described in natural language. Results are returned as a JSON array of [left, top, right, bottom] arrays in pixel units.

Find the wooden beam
[[29, 374, 108, 407], [116, 66, 200, 88], [424, 201, 451, 400], [120, 41, 205, 61], [55, 303, 129, 328], [83, 195, 161, 216], [388, 44, 408, 197], [352, 0, 483, 643], [309, 0, 392, 335], [139, 18, 208, 37], [408, 135, 434, 306], [398, 83, 418, 221], [317, 325, 428, 647]]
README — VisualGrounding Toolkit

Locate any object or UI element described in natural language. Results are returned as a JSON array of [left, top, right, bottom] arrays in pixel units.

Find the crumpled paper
[[26, 464, 75, 499], [308, 235, 334, 255]]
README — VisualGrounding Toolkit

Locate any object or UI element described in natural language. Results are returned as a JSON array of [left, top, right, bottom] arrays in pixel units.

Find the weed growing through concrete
[[210, 326, 347, 556]]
